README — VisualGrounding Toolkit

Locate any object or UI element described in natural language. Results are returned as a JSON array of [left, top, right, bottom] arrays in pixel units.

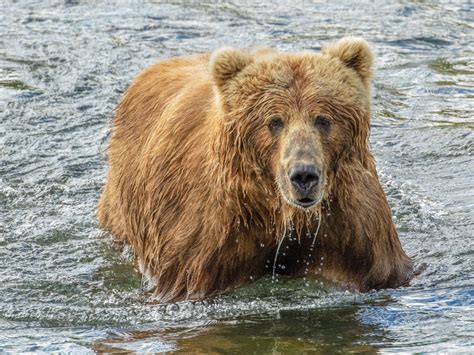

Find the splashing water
[[311, 209, 323, 247], [272, 223, 287, 280]]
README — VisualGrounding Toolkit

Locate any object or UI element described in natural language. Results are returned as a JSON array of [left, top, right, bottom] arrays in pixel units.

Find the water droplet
[[280, 265, 286, 270], [260, 243, 265, 247]]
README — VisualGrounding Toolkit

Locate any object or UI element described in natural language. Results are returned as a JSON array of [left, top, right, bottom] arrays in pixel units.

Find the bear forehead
[[235, 53, 369, 110], [254, 53, 362, 87]]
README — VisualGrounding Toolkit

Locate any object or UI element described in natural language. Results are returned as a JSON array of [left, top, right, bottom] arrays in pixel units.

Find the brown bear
[[97, 37, 414, 302]]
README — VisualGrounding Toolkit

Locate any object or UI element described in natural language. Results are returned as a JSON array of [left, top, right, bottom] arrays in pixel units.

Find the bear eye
[[313, 115, 331, 130], [268, 116, 284, 135]]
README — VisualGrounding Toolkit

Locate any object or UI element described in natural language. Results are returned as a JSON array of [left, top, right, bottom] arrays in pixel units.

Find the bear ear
[[210, 47, 253, 90], [322, 37, 373, 86]]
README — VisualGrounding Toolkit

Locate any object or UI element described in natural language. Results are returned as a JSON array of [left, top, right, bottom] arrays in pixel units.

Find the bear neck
[[208, 111, 278, 244], [318, 149, 412, 289]]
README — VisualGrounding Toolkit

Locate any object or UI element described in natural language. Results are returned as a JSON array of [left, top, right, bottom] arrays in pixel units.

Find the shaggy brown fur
[[97, 37, 413, 302]]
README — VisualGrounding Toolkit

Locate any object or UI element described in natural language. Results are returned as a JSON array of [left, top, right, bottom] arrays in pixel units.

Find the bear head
[[211, 37, 373, 211]]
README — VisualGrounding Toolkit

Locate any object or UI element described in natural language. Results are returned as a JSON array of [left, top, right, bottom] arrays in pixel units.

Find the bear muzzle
[[287, 162, 324, 208]]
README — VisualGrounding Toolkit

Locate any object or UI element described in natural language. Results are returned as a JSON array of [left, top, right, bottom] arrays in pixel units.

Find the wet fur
[[97, 38, 413, 302]]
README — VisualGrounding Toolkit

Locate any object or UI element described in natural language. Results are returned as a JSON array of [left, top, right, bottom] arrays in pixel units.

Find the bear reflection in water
[[97, 37, 414, 303]]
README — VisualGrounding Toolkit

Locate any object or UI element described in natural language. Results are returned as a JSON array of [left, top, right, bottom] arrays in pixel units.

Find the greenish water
[[1, 0, 473, 353]]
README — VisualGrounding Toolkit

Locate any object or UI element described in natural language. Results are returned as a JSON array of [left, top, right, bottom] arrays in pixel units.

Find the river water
[[1, 1, 473, 352]]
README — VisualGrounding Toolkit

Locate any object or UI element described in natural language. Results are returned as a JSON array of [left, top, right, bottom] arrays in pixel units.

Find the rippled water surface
[[1, 0, 473, 352]]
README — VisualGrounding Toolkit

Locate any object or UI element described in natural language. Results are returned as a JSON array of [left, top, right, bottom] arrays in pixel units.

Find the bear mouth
[[295, 198, 317, 208]]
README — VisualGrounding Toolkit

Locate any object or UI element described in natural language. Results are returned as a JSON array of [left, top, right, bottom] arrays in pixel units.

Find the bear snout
[[284, 161, 324, 208], [289, 163, 320, 193]]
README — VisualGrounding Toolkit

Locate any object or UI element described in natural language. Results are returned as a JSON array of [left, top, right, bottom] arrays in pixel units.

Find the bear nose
[[289, 163, 320, 193]]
